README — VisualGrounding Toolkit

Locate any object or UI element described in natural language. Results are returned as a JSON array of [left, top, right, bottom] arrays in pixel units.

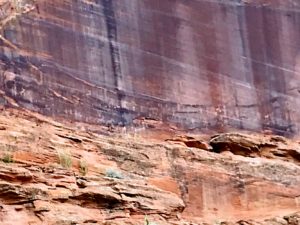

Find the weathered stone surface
[[0, 108, 298, 224], [0, 1, 300, 223], [0, 0, 300, 135], [166, 135, 212, 150], [210, 133, 300, 164]]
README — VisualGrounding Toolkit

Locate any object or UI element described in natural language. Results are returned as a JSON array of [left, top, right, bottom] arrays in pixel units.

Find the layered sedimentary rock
[[0, 108, 299, 224], [1, 0, 300, 135], [0, 1, 300, 224]]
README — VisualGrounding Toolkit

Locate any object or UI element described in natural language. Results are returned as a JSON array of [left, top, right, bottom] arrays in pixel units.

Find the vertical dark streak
[[261, 7, 292, 135], [102, 0, 126, 125], [244, 5, 270, 132], [236, 5, 246, 130], [244, 5, 293, 135]]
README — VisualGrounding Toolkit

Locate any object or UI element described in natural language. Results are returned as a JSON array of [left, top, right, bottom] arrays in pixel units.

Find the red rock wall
[[1, 0, 300, 135]]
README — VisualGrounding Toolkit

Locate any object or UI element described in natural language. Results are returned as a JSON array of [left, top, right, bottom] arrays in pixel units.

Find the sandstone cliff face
[[1, 0, 300, 135], [0, 108, 298, 224], [0, 1, 300, 224]]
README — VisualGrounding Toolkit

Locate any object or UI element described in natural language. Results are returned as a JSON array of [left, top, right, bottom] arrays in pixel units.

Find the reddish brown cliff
[[1, 0, 300, 135], [0, 1, 300, 224], [0, 108, 298, 224]]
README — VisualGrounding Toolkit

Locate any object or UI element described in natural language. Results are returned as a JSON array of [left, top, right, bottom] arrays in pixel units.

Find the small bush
[[213, 220, 223, 225], [105, 168, 124, 179], [144, 216, 157, 225], [2, 152, 14, 163], [79, 159, 88, 176], [1, 145, 14, 163], [58, 151, 72, 168], [12, 0, 21, 12]]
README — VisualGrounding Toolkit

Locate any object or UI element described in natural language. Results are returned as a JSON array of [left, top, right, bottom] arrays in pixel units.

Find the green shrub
[[58, 151, 72, 168], [2, 144, 14, 163], [79, 159, 88, 176], [2, 152, 13, 163], [105, 168, 124, 179], [12, 0, 21, 12], [144, 216, 157, 225]]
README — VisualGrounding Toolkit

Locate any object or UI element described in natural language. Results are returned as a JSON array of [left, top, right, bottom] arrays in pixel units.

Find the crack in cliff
[[102, 0, 126, 125]]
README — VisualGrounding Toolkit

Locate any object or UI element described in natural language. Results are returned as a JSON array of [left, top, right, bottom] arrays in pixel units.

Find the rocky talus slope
[[0, 107, 298, 224]]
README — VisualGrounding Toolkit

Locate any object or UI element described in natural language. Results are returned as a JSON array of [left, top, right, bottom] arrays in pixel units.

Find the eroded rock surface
[[0, 108, 298, 224], [0, 0, 299, 224], [210, 133, 300, 165]]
